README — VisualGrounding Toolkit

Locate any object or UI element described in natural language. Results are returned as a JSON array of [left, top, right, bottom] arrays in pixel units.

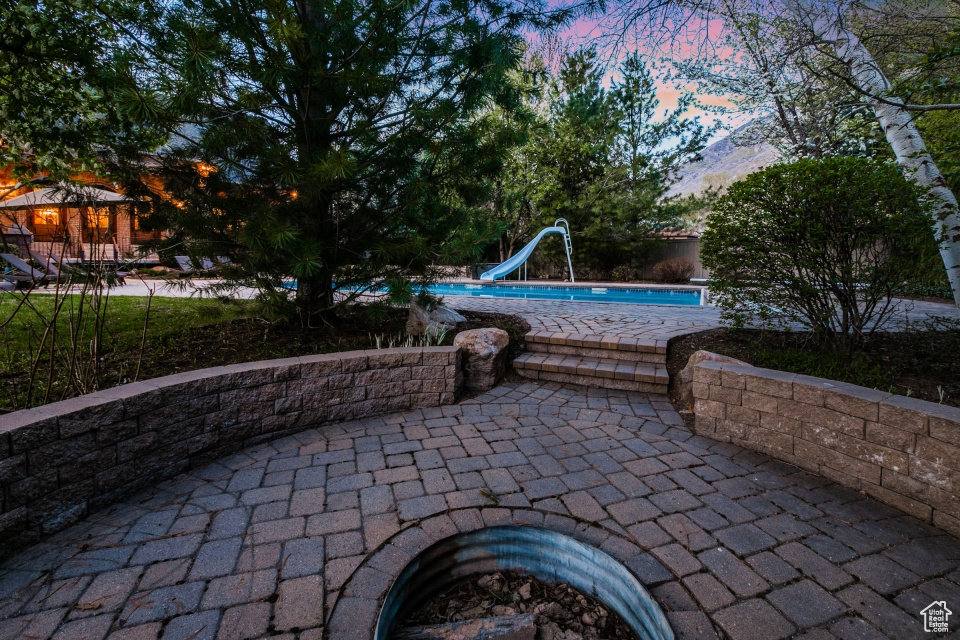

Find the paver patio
[[2, 379, 958, 640]]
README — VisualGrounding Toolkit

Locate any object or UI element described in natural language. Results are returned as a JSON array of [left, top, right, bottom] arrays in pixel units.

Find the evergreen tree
[[122, 0, 548, 322]]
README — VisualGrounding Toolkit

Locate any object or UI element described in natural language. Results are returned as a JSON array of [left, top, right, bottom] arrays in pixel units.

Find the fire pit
[[375, 526, 674, 640]]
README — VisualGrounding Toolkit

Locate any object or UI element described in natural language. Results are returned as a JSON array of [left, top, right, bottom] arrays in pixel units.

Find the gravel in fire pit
[[399, 571, 640, 640]]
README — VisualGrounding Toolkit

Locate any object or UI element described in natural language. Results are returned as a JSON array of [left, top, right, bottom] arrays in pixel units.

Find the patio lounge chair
[[29, 250, 64, 278], [174, 255, 231, 276], [1, 253, 51, 287]]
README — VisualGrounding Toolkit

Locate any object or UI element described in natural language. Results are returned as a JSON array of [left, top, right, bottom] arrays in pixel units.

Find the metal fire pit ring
[[374, 525, 675, 640]]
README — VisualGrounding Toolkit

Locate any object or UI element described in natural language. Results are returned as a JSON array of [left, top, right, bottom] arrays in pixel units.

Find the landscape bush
[[611, 265, 637, 282], [652, 258, 694, 283], [700, 156, 934, 361]]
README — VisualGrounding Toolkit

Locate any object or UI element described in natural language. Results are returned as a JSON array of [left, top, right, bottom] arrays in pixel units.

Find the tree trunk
[[782, 0, 960, 308]]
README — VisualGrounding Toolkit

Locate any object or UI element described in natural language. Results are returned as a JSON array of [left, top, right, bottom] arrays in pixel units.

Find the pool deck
[[3, 288, 960, 640]]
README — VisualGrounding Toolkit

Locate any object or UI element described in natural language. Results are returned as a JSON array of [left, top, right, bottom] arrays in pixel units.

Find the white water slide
[[480, 219, 575, 282]]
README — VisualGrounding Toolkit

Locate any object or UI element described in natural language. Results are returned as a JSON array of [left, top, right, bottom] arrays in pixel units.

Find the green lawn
[[0, 294, 257, 411]]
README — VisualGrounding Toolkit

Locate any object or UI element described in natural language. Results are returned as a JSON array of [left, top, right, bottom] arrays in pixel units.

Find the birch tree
[[780, 0, 960, 306]]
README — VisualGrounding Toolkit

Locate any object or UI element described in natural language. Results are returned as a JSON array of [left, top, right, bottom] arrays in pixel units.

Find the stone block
[[791, 376, 826, 406], [741, 391, 778, 414], [709, 385, 741, 406], [6, 413, 58, 453], [824, 385, 885, 422], [759, 412, 801, 437], [55, 397, 126, 438], [746, 427, 794, 456], [794, 439, 881, 485], [744, 369, 796, 399], [879, 395, 929, 434], [694, 415, 717, 435], [720, 369, 747, 390], [916, 436, 960, 472], [909, 455, 959, 492], [694, 399, 725, 419], [716, 419, 747, 440], [928, 403, 960, 443], [299, 353, 342, 378], [727, 405, 759, 427], [865, 422, 915, 454], [692, 362, 723, 385], [862, 482, 932, 521]]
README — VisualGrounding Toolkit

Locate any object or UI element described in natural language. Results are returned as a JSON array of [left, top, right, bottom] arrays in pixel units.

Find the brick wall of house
[[692, 360, 960, 537], [0, 347, 462, 555]]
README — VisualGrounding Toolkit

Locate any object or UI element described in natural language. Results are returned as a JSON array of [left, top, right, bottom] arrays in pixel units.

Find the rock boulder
[[454, 328, 510, 391], [407, 298, 466, 336]]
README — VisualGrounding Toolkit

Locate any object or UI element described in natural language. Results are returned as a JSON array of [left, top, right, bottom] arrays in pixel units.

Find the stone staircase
[[512, 330, 669, 394]]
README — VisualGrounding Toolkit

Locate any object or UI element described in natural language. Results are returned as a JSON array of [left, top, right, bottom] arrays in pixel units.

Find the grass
[[0, 293, 528, 412]]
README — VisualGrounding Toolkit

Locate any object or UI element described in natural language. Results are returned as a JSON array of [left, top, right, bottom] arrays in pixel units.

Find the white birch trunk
[[783, 0, 960, 308]]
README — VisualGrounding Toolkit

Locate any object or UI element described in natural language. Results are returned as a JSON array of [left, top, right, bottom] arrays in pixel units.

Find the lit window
[[34, 209, 59, 225], [87, 208, 111, 229]]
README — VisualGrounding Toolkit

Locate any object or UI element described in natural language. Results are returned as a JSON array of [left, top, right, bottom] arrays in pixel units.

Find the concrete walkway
[[1, 380, 958, 640]]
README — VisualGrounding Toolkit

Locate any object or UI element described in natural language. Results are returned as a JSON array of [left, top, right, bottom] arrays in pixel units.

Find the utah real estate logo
[[921, 601, 951, 634]]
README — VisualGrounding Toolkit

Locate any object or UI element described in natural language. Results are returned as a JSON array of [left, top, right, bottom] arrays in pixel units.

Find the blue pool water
[[428, 283, 702, 305]]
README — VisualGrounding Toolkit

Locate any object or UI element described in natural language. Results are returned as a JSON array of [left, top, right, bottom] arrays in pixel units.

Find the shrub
[[653, 258, 694, 283], [611, 265, 637, 282], [700, 156, 933, 361]]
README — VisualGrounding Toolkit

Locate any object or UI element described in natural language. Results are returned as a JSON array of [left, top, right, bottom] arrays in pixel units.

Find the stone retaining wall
[[0, 347, 461, 551], [692, 360, 960, 536]]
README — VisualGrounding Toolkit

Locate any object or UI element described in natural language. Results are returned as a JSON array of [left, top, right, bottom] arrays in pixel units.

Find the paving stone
[[828, 617, 887, 640], [652, 544, 703, 577], [161, 610, 220, 640], [776, 542, 854, 591], [682, 573, 736, 612], [836, 584, 922, 639], [51, 614, 113, 640], [658, 514, 717, 552], [713, 599, 795, 640], [120, 582, 206, 626], [652, 581, 699, 612], [189, 537, 242, 580], [607, 498, 661, 526], [698, 548, 770, 598], [745, 551, 799, 586], [306, 510, 361, 536], [275, 575, 324, 631], [281, 538, 324, 579], [754, 514, 816, 542], [130, 534, 204, 565], [803, 535, 858, 563], [666, 611, 720, 640], [882, 542, 955, 578], [71, 567, 141, 619], [105, 622, 163, 639], [398, 495, 447, 521], [766, 580, 847, 627], [715, 524, 777, 556], [201, 570, 277, 609], [217, 603, 270, 640], [844, 555, 921, 595]]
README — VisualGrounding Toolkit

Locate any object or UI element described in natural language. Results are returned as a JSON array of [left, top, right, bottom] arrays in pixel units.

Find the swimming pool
[[428, 283, 703, 305]]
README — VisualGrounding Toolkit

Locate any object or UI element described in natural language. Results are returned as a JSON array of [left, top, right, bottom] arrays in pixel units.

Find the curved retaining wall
[[0, 347, 462, 550], [692, 360, 960, 537]]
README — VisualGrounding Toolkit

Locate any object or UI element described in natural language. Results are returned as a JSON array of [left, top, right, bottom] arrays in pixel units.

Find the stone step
[[526, 340, 665, 364], [512, 353, 669, 393], [524, 331, 667, 364]]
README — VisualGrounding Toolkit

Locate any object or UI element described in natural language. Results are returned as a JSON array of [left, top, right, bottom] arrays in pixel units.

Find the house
[[0, 170, 167, 262], [921, 600, 952, 633]]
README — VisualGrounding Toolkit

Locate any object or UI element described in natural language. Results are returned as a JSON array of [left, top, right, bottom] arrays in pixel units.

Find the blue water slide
[[480, 219, 575, 282]]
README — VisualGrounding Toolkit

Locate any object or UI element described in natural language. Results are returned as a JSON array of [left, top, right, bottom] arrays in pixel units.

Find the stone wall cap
[[880, 393, 951, 414], [921, 401, 960, 423], [0, 405, 59, 433]]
